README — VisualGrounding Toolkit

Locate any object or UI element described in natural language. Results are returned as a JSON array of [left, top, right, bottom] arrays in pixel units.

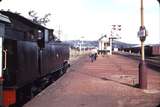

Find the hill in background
[[64, 40, 137, 49]]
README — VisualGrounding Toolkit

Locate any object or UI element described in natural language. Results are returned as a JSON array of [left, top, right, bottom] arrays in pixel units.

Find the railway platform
[[24, 54, 160, 107]]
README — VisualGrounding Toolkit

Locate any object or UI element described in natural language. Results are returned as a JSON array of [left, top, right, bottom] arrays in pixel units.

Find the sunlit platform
[[24, 54, 160, 107]]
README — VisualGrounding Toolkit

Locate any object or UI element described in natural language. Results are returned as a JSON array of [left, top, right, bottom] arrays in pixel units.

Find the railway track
[[115, 52, 160, 71]]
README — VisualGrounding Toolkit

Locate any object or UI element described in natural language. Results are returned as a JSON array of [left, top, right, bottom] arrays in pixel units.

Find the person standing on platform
[[90, 48, 97, 62]]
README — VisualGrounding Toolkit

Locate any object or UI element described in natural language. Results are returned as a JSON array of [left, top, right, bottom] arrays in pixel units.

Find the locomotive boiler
[[0, 11, 69, 107]]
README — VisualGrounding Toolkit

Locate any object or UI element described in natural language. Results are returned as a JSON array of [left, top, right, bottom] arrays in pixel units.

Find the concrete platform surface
[[24, 55, 160, 107]]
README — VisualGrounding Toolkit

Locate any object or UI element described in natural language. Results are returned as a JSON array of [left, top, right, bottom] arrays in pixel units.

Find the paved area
[[24, 54, 160, 107]]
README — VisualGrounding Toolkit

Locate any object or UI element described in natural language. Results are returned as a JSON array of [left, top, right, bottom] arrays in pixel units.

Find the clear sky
[[0, 0, 159, 44]]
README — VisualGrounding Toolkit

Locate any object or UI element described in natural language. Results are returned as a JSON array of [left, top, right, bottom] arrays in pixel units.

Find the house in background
[[98, 35, 112, 55]]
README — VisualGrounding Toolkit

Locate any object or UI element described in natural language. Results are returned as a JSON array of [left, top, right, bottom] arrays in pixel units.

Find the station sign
[[137, 26, 148, 38]]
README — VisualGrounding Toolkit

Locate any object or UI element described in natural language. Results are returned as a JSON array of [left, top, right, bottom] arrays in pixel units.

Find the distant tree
[[28, 10, 51, 26]]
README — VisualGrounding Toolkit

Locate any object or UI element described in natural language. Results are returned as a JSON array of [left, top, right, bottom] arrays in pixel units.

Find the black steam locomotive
[[0, 11, 69, 107]]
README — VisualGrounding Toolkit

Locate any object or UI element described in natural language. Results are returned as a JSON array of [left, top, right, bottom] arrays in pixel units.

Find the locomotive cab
[[0, 11, 70, 107], [0, 13, 13, 107]]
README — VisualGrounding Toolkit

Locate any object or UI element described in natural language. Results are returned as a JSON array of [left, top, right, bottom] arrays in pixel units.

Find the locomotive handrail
[[3, 49, 7, 70]]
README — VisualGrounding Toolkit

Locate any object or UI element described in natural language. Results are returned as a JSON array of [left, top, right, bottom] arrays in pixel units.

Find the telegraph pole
[[138, 0, 148, 89], [109, 25, 122, 55]]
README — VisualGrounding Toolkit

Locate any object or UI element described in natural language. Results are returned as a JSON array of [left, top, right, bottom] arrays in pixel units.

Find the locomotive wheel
[[63, 62, 69, 74], [13, 85, 33, 107], [58, 69, 64, 77]]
